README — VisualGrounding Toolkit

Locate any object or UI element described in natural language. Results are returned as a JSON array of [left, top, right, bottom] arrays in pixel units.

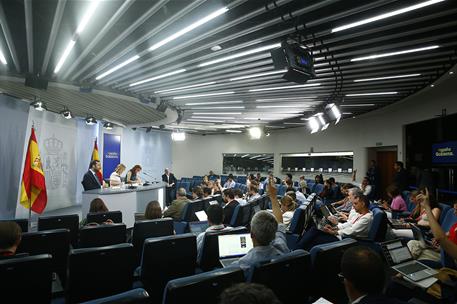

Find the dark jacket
[[358, 295, 407, 304], [223, 200, 239, 226], [82, 170, 101, 191], [394, 169, 409, 192], [162, 173, 177, 188]]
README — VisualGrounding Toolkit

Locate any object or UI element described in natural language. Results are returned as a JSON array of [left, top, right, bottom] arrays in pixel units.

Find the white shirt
[[352, 295, 367, 304], [296, 191, 307, 204], [223, 180, 236, 189], [337, 211, 373, 239], [237, 198, 248, 206], [90, 169, 102, 188], [247, 193, 261, 203], [110, 172, 121, 186], [354, 182, 372, 196], [282, 211, 294, 228]]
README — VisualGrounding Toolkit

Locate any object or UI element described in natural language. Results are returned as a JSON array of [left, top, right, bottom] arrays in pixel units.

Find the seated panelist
[[109, 163, 126, 187], [126, 165, 142, 184]]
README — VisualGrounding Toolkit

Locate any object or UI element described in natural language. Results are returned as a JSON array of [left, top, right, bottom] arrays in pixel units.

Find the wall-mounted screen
[[223, 153, 274, 174], [432, 141, 457, 164], [281, 152, 353, 173]]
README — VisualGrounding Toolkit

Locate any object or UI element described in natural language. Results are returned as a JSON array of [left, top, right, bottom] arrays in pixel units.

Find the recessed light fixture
[[353, 74, 421, 82], [449, 71, 454, 75], [173, 91, 235, 99], [171, 131, 186, 141], [198, 43, 281, 67], [331, 0, 446, 33], [0, 49, 7, 65], [226, 129, 242, 133], [345, 92, 397, 97], [96, 55, 140, 80], [154, 82, 216, 94], [249, 83, 321, 92], [129, 69, 186, 87], [229, 69, 287, 81], [149, 7, 228, 52], [351, 45, 439, 62], [430, 84, 435, 87], [185, 100, 243, 106]]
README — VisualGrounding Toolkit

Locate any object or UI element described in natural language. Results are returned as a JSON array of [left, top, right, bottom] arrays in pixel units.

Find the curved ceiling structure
[[0, 0, 456, 132]]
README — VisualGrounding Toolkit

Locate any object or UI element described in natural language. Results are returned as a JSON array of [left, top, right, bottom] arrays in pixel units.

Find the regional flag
[[20, 127, 48, 214], [91, 138, 104, 184]]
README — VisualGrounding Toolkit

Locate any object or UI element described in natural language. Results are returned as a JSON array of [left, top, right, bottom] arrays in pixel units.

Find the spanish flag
[[20, 127, 48, 214], [91, 138, 104, 184]]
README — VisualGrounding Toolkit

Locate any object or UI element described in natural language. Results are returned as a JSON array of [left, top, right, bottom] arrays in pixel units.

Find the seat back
[[0, 218, 28, 232], [312, 183, 324, 194], [140, 234, 197, 302], [87, 211, 123, 224], [229, 203, 252, 227], [80, 288, 150, 304], [288, 206, 307, 235], [38, 213, 79, 246], [132, 218, 174, 265], [249, 250, 311, 304], [439, 203, 451, 225], [67, 243, 135, 304], [310, 238, 357, 303], [199, 227, 247, 271], [16, 228, 70, 285], [0, 254, 52, 302], [277, 184, 287, 196], [79, 223, 126, 248], [163, 266, 244, 304], [441, 207, 457, 232], [368, 208, 388, 242], [181, 199, 205, 222]]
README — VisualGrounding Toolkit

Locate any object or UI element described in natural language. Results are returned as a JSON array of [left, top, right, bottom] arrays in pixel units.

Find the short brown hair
[[281, 195, 296, 211], [89, 198, 109, 213], [0, 222, 22, 250], [130, 165, 142, 173], [145, 201, 162, 220]]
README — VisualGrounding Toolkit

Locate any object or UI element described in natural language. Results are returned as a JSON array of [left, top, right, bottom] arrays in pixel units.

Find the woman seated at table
[[109, 163, 126, 187], [126, 165, 142, 184]]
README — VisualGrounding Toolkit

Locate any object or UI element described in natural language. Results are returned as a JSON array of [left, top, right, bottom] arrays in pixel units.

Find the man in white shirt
[[247, 184, 261, 203], [234, 188, 247, 206], [223, 174, 236, 189]]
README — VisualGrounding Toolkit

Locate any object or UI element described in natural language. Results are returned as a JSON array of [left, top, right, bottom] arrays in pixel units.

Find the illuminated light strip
[[0, 49, 7, 65], [54, 40, 76, 73], [199, 43, 281, 67], [190, 116, 235, 119], [187, 119, 226, 123], [190, 106, 245, 110], [256, 105, 309, 109], [345, 92, 397, 96], [256, 96, 317, 102], [185, 100, 243, 106], [192, 112, 241, 115], [129, 69, 186, 87], [154, 82, 216, 94], [173, 91, 235, 99], [96, 55, 140, 80], [340, 104, 375, 107], [351, 45, 439, 62], [149, 7, 228, 51], [353, 73, 421, 82], [226, 129, 242, 133], [249, 83, 321, 92], [229, 69, 286, 81], [332, 0, 446, 33]]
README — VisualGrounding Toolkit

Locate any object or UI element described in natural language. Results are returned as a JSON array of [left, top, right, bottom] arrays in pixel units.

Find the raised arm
[[268, 177, 283, 223], [418, 188, 457, 260]]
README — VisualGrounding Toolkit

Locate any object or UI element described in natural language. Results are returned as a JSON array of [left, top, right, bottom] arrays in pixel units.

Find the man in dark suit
[[341, 246, 406, 304], [162, 168, 177, 207], [82, 160, 103, 191], [393, 161, 409, 192], [222, 188, 239, 226]]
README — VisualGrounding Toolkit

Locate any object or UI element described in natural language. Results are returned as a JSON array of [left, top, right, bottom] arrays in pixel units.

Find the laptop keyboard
[[397, 262, 427, 274]]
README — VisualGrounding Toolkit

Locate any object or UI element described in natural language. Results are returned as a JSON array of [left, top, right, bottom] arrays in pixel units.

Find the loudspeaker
[[25, 75, 48, 90], [270, 41, 315, 84]]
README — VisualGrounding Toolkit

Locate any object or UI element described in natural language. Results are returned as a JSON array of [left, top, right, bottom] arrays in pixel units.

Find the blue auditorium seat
[[140, 234, 197, 303], [162, 266, 245, 304], [79, 223, 127, 248], [38, 214, 79, 247], [81, 288, 150, 304], [16, 228, 70, 286], [310, 238, 358, 303], [312, 183, 324, 195], [277, 184, 287, 196], [229, 203, 252, 227], [439, 203, 451, 224], [132, 218, 174, 266], [67, 243, 135, 303], [248, 250, 311, 304], [0, 254, 52, 303], [174, 199, 206, 234], [366, 207, 388, 242]]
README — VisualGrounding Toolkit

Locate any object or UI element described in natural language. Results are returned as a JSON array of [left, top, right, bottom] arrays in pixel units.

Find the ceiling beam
[[0, 2, 20, 72], [24, 0, 33, 73]]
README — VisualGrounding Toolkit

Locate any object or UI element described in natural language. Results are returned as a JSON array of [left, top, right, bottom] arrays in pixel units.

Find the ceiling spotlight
[[248, 127, 262, 139], [326, 103, 342, 124], [103, 122, 113, 130], [60, 108, 72, 119], [308, 117, 320, 134], [171, 130, 186, 141], [85, 116, 97, 125], [450, 71, 454, 75], [430, 84, 435, 87], [315, 113, 329, 131], [265, 131, 271, 137], [31, 100, 46, 111]]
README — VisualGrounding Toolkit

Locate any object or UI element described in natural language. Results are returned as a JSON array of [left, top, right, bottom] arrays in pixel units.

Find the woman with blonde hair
[[109, 163, 126, 187], [280, 195, 297, 228]]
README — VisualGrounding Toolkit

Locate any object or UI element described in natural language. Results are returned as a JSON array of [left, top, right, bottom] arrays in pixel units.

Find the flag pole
[[29, 124, 34, 232]]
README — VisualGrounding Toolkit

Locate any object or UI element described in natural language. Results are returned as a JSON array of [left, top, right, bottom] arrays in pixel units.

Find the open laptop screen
[[389, 245, 413, 264], [218, 234, 253, 259]]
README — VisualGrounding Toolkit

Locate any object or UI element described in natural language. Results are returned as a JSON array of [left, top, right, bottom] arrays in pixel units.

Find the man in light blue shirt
[[223, 174, 236, 189]]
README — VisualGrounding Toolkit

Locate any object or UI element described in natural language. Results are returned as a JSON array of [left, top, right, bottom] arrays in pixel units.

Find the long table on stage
[[82, 182, 166, 228]]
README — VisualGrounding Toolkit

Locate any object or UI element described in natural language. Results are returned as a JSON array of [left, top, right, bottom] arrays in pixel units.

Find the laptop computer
[[381, 240, 437, 281], [188, 221, 209, 236], [218, 233, 253, 267], [195, 210, 208, 221], [389, 219, 409, 229]]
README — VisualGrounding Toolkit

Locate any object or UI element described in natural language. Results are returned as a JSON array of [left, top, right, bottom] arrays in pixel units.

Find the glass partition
[[222, 153, 274, 174], [281, 152, 353, 173]]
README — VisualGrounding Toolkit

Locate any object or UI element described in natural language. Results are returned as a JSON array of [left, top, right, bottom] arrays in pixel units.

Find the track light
[[103, 122, 113, 130], [60, 108, 72, 119], [326, 103, 342, 124], [308, 117, 320, 134], [248, 127, 262, 139], [171, 130, 186, 141], [31, 100, 46, 111], [85, 116, 97, 125]]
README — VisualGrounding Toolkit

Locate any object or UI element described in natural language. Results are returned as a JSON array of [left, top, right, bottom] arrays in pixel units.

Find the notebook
[[195, 210, 208, 221]]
